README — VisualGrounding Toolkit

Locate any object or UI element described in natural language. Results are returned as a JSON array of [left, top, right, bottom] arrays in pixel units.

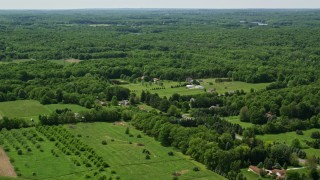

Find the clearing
[[256, 128, 320, 158], [0, 147, 16, 177], [224, 116, 254, 129], [0, 100, 89, 122], [67, 122, 226, 180], [120, 79, 270, 97]]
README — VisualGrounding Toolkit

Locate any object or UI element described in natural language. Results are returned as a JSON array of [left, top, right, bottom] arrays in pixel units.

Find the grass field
[[120, 79, 270, 97], [0, 100, 89, 122], [257, 129, 320, 158], [0, 123, 225, 180], [67, 122, 226, 180], [224, 116, 254, 129], [0, 127, 88, 180]]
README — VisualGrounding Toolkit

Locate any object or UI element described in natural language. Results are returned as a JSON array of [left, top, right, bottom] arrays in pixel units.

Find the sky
[[1, 0, 320, 9]]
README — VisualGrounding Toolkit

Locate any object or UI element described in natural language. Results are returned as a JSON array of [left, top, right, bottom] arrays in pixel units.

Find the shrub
[[168, 151, 174, 156], [32, 172, 37, 176], [125, 127, 130, 134], [296, 130, 304, 135], [311, 131, 320, 139], [193, 167, 200, 171], [85, 174, 91, 178], [17, 149, 23, 155], [129, 134, 134, 137], [102, 140, 107, 145], [145, 154, 150, 160], [111, 170, 116, 174]]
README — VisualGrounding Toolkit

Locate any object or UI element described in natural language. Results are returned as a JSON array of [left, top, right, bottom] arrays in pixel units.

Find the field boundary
[[0, 147, 17, 177]]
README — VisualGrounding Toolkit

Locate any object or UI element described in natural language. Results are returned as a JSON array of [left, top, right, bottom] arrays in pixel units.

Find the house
[[209, 104, 219, 110], [99, 101, 107, 106], [271, 169, 286, 179], [186, 85, 194, 89], [186, 77, 193, 84], [118, 100, 130, 106], [195, 85, 204, 89], [248, 166, 286, 179], [153, 78, 160, 83], [265, 112, 276, 121]]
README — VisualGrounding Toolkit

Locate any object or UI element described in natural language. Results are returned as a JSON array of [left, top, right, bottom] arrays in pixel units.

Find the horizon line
[[0, 8, 320, 10]]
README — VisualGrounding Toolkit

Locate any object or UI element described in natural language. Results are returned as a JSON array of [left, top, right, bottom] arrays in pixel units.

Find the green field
[[257, 129, 320, 158], [0, 100, 89, 121], [120, 79, 270, 97], [224, 116, 254, 129], [0, 123, 225, 180], [0, 127, 88, 179], [66, 122, 226, 180]]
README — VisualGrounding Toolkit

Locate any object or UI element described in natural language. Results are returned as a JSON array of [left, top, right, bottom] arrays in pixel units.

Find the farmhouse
[[153, 78, 160, 83], [248, 165, 286, 179], [118, 100, 130, 106], [195, 85, 204, 89], [186, 85, 194, 89]]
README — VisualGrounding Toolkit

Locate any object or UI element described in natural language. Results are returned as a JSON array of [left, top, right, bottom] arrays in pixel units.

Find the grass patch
[[224, 116, 254, 129], [202, 79, 270, 94], [256, 128, 320, 158], [67, 122, 226, 180], [0, 100, 88, 122], [119, 79, 270, 97]]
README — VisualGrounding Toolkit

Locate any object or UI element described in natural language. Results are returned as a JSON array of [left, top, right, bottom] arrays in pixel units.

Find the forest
[[1, 9, 320, 180]]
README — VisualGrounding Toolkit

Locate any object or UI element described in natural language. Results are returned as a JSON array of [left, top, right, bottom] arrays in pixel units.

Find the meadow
[[120, 79, 270, 97], [224, 116, 254, 129], [0, 100, 89, 122], [256, 129, 320, 158], [66, 122, 226, 180], [0, 122, 225, 180]]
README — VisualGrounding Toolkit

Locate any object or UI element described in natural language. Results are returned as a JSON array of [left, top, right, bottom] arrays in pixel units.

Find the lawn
[[67, 122, 226, 180], [120, 79, 270, 97], [224, 116, 254, 129], [0, 100, 89, 122], [202, 78, 270, 94], [256, 129, 320, 158]]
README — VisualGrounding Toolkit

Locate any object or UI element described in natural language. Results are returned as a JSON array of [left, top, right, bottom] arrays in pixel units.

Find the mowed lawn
[[0, 100, 89, 121], [224, 116, 254, 129], [202, 79, 270, 94], [257, 129, 320, 158], [67, 122, 226, 180], [120, 79, 270, 97]]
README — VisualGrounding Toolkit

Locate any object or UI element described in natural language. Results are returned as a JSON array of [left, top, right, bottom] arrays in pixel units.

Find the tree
[[257, 162, 264, 169], [240, 106, 250, 122], [111, 96, 118, 106], [270, 144, 291, 165], [140, 90, 146, 102], [125, 127, 130, 134], [167, 105, 180, 117], [309, 168, 319, 180], [291, 139, 302, 149], [286, 170, 302, 180]]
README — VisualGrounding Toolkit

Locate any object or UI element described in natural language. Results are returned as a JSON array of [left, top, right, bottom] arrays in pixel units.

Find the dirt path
[[0, 147, 17, 177]]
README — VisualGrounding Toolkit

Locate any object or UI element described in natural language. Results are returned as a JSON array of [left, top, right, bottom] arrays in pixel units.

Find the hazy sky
[[1, 0, 320, 9]]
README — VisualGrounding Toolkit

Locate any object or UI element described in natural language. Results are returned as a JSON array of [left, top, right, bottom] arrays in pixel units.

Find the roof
[[249, 166, 261, 174]]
